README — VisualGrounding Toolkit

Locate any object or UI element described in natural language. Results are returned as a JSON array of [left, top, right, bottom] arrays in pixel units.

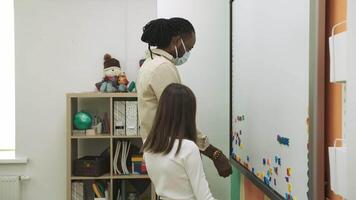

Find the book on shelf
[[126, 101, 138, 136], [131, 155, 147, 175], [114, 141, 146, 176], [102, 112, 110, 134], [72, 130, 86, 136], [84, 180, 95, 200]]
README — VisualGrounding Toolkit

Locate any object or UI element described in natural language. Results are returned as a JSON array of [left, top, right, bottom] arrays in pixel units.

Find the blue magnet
[[277, 134, 290, 146]]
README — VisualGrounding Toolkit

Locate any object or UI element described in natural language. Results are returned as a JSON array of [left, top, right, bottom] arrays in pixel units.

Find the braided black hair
[[141, 17, 195, 58]]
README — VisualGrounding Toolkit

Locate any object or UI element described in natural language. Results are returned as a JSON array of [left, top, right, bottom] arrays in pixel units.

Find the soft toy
[[95, 54, 122, 92], [117, 73, 129, 92]]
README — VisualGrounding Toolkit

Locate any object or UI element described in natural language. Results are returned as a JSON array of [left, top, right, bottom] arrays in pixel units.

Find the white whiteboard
[[231, 0, 310, 199]]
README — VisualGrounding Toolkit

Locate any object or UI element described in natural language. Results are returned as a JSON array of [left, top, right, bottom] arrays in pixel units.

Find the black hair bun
[[141, 18, 177, 48]]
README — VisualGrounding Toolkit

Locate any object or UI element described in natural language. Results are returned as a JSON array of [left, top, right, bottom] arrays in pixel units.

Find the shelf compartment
[[71, 173, 111, 180], [71, 134, 111, 139], [71, 97, 111, 136], [67, 92, 137, 98], [112, 179, 152, 200], [112, 175, 150, 179], [112, 135, 141, 139]]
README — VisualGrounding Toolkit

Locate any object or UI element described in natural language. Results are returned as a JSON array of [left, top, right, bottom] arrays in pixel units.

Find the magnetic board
[[231, 0, 310, 199]]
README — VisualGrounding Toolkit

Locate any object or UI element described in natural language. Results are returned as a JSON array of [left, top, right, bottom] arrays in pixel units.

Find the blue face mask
[[173, 38, 190, 66]]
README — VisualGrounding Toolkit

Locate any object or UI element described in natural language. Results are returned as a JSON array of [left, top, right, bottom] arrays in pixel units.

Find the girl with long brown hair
[[143, 83, 215, 200]]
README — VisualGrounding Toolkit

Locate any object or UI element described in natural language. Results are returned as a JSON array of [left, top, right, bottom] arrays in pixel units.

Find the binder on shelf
[[126, 101, 138, 136], [121, 180, 127, 200], [114, 141, 122, 175], [102, 112, 110, 134], [84, 180, 95, 200], [116, 187, 121, 200], [114, 101, 126, 135], [121, 141, 131, 174], [113, 141, 132, 175], [72, 181, 84, 200]]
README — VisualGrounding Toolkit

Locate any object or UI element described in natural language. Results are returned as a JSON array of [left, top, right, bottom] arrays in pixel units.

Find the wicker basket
[[73, 156, 109, 177]]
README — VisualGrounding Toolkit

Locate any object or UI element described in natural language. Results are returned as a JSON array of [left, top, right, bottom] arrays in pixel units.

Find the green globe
[[73, 112, 92, 130]]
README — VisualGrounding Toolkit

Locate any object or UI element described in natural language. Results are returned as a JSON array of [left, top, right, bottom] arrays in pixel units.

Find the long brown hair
[[142, 83, 197, 156]]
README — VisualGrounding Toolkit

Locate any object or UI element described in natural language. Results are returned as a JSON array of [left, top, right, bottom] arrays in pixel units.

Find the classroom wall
[[156, 0, 231, 199], [347, 0, 356, 198], [0, 0, 156, 199]]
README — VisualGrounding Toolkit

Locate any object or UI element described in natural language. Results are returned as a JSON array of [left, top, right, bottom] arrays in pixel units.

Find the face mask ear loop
[[175, 46, 179, 58], [181, 38, 187, 52]]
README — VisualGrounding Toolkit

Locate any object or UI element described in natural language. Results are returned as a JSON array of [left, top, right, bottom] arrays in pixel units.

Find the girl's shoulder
[[179, 139, 200, 153]]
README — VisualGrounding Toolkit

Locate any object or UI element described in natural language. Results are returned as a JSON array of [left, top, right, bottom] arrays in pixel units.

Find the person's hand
[[212, 151, 232, 178], [201, 145, 233, 178]]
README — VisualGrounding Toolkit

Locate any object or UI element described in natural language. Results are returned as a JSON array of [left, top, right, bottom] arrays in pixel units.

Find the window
[[0, 0, 15, 157]]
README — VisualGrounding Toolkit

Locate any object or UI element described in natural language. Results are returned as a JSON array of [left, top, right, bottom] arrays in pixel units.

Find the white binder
[[126, 101, 138, 136], [114, 101, 126, 135]]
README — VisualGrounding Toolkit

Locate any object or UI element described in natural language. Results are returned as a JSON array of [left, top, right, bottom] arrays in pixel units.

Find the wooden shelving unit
[[66, 92, 156, 200]]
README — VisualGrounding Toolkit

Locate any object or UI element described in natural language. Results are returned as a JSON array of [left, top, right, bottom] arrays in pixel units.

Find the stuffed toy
[[95, 54, 122, 92], [118, 72, 129, 92]]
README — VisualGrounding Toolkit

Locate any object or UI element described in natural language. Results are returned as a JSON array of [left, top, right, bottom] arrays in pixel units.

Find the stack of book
[[131, 155, 147, 175], [92, 181, 109, 199]]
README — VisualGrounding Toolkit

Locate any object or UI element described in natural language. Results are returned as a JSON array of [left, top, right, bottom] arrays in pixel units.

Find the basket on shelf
[[73, 156, 109, 177]]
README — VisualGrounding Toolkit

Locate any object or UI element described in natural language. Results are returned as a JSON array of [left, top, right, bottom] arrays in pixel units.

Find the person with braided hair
[[137, 17, 232, 181]]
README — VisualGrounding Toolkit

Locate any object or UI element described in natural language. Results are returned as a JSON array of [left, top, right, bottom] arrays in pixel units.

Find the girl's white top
[[144, 139, 216, 200]]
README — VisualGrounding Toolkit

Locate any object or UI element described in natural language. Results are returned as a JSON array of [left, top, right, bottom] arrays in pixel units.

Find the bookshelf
[[66, 92, 156, 200]]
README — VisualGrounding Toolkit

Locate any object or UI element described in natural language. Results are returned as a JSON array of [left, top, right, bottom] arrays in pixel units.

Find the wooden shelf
[[71, 134, 111, 139], [71, 135, 141, 139], [70, 174, 150, 180], [112, 174, 150, 179], [67, 92, 155, 200], [71, 173, 111, 180], [67, 92, 137, 98], [112, 135, 141, 139]]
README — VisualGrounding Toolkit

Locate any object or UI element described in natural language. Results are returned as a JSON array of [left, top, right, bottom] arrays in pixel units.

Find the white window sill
[[0, 151, 28, 164]]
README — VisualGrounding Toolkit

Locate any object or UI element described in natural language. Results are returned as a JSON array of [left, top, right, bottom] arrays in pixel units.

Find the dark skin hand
[[201, 144, 233, 178]]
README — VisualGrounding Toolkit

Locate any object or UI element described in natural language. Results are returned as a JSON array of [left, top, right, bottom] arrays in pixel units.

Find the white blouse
[[143, 139, 216, 200]]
